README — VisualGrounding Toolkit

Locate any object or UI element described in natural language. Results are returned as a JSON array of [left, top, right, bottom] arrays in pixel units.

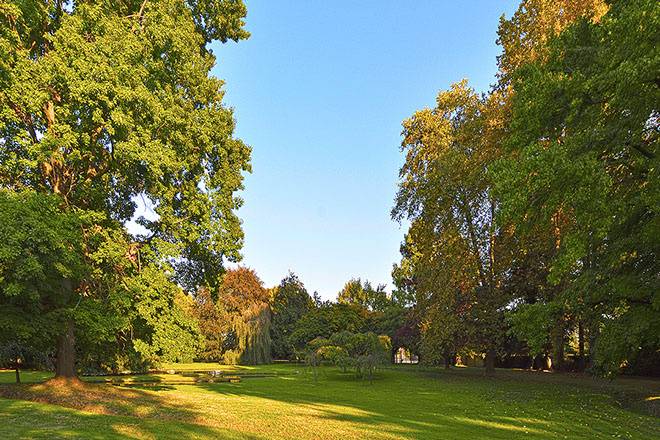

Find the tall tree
[[393, 81, 512, 374], [483, 0, 612, 373], [270, 272, 314, 360], [0, 0, 250, 377], [493, 0, 659, 374]]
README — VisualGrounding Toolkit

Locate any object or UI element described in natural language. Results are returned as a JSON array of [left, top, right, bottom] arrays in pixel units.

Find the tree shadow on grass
[[0, 397, 266, 440], [199, 367, 660, 440], [1, 367, 658, 439], [0, 378, 206, 427]]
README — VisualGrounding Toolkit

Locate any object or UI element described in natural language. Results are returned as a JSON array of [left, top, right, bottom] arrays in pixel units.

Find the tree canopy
[[0, 0, 250, 377], [392, 0, 658, 375], [270, 273, 314, 360]]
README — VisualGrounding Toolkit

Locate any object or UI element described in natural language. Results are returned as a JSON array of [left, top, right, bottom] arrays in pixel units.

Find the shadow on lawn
[[0, 398, 266, 440], [1, 367, 657, 439], [199, 367, 660, 440], [0, 378, 196, 423]]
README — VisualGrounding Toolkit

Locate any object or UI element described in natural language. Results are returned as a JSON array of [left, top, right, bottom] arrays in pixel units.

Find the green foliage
[[308, 331, 389, 380], [506, 303, 558, 356], [317, 344, 351, 372], [337, 278, 390, 312], [0, 190, 86, 307], [419, 298, 472, 367], [128, 270, 203, 365], [270, 272, 313, 359], [192, 287, 231, 361], [493, 0, 659, 374], [0, 190, 85, 358], [0, 0, 250, 375], [289, 303, 366, 351]]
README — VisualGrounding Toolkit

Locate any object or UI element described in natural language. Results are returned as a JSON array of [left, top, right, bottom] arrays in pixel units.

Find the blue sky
[[210, 0, 519, 299]]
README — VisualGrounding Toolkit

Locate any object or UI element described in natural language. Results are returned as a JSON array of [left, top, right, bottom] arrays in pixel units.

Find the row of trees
[[192, 271, 418, 369], [392, 0, 658, 376]]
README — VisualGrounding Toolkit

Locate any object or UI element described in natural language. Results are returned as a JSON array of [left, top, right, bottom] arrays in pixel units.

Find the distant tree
[[338, 278, 390, 312], [0, 341, 48, 384], [270, 273, 314, 359], [391, 311, 421, 363], [366, 305, 406, 339], [289, 303, 366, 352], [193, 287, 230, 361], [337, 279, 367, 307], [312, 331, 390, 381], [218, 267, 272, 365], [312, 291, 325, 308]]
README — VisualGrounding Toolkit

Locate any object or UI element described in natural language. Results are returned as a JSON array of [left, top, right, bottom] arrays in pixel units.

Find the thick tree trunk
[[551, 322, 564, 371], [484, 348, 496, 375], [587, 321, 599, 371], [15, 366, 20, 384], [55, 320, 76, 378]]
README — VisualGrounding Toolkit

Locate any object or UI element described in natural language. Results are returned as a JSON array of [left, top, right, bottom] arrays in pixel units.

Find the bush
[[307, 331, 389, 380]]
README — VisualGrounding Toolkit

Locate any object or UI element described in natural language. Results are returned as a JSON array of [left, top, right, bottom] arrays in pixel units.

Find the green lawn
[[0, 365, 658, 439]]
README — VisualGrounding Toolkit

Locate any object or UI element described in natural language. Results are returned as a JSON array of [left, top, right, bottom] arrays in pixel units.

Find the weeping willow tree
[[219, 268, 272, 365], [234, 303, 271, 365]]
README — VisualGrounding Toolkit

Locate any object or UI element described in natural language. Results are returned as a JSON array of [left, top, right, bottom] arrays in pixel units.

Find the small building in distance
[[394, 347, 419, 364]]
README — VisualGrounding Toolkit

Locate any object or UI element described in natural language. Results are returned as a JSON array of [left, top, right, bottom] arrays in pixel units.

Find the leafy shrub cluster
[[305, 331, 391, 381]]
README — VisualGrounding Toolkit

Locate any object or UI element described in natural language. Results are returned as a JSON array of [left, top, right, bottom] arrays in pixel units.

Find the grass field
[[0, 364, 658, 439]]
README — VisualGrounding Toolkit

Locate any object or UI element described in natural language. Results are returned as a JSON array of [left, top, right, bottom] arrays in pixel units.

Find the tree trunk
[[587, 320, 599, 371], [55, 320, 76, 378], [577, 321, 585, 372], [15, 365, 20, 384], [484, 348, 496, 375], [551, 322, 564, 371]]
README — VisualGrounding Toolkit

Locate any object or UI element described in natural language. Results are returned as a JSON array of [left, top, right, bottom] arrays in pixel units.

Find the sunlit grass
[[0, 365, 658, 439]]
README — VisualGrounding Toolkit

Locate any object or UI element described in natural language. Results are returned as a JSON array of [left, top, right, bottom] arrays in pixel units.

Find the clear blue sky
[[211, 0, 519, 299]]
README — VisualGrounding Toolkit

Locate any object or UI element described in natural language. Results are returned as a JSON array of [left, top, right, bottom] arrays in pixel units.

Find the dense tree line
[[192, 271, 417, 368], [392, 0, 658, 376]]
